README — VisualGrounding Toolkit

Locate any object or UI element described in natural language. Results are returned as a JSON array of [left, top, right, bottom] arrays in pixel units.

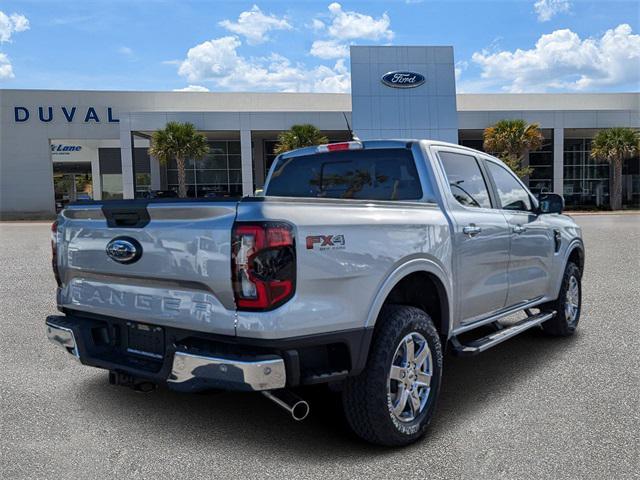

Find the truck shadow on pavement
[[77, 327, 577, 457]]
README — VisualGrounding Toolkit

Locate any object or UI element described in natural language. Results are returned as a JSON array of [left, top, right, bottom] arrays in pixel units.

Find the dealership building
[[1, 45, 638, 218]]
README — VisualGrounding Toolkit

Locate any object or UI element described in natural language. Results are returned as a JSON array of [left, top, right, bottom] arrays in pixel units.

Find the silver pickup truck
[[46, 139, 584, 446]]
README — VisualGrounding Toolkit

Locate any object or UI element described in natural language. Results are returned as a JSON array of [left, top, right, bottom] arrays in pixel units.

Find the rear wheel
[[540, 261, 582, 336], [342, 305, 443, 446]]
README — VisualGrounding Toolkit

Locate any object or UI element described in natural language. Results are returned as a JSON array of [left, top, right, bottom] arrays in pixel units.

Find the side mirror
[[537, 193, 564, 214]]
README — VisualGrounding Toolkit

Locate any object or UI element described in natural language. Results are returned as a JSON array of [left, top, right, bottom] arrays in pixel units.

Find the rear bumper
[[45, 311, 372, 391], [46, 315, 285, 391], [46, 321, 80, 361], [168, 351, 285, 391]]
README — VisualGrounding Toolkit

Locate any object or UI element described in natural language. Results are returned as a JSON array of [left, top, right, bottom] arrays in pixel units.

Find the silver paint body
[[55, 140, 583, 341]]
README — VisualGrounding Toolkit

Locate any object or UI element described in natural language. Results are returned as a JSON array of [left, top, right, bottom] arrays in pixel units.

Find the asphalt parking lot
[[1, 214, 638, 479]]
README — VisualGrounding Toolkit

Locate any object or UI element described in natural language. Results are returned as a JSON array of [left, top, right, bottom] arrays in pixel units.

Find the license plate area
[[126, 322, 165, 360]]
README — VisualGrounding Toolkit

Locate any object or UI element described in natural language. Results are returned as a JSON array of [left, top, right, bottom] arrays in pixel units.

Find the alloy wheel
[[565, 275, 580, 324], [387, 332, 433, 423]]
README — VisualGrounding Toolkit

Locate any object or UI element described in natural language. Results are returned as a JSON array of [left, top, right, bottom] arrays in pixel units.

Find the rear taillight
[[231, 222, 296, 311], [51, 220, 61, 287]]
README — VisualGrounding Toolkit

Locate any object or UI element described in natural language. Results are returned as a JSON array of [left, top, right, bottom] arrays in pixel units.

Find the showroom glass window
[[622, 152, 640, 208], [485, 161, 533, 211], [439, 151, 492, 209], [459, 129, 554, 195], [528, 132, 554, 195], [264, 140, 279, 180], [563, 138, 609, 208], [166, 141, 242, 197]]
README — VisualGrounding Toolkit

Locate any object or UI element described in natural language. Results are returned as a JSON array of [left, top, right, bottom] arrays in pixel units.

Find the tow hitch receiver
[[108, 371, 157, 393]]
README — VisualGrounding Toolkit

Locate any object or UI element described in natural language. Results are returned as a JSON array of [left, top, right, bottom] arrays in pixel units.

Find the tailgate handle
[[102, 204, 151, 228], [112, 212, 142, 227]]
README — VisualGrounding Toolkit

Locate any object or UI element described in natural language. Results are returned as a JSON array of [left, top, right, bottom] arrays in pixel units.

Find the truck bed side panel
[[234, 198, 452, 339]]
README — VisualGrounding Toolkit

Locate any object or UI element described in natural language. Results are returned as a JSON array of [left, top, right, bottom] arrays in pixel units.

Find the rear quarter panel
[[235, 198, 453, 339]]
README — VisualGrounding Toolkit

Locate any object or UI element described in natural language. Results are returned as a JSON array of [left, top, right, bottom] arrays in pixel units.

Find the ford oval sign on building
[[381, 71, 426, 89]]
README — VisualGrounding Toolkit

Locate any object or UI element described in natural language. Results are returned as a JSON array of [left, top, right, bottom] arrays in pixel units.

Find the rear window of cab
[[266, 149, 430, 201]]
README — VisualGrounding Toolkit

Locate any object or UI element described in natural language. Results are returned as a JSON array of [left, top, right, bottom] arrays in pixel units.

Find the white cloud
[[0, 52, 14, 79], [310, 19, 325, 32], [178, 36, 243, 81], [309, 3, 393, 59], [177, 35, 350, 93], [534, 0, 571, 22], [454, 60, 468, 81], [0, 11, 29, 43], [326, 3, 393, 41], [471, 24, 640, 92], [173, 85, 210, 92], [312, 58, 351, 93], [310, 39, 349, 59], [118, 46, 134, 56], [219, 5, 291, 45]]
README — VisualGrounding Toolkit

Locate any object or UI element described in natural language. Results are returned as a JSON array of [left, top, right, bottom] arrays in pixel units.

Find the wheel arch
[[365, 259, 453, 341], [566, 241, 585, 276], [551, 239, 585, 299]]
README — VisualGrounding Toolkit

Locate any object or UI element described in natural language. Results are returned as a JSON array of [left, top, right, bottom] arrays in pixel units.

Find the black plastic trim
[[50, 311, 374, 388]]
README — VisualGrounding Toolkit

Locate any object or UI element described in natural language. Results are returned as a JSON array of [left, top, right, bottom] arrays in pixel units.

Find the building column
[[240, 129, 253, 196], [553, 127, 564, 195], [119, 116, 135, 199], [150, 155, 161, 190], [91, 149, 102, 201]]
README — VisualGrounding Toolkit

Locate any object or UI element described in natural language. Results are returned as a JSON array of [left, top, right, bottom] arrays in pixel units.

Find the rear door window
[[266, 149, 428, 201]]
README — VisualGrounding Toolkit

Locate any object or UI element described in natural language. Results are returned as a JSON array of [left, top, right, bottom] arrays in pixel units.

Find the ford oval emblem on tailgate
[[106, 237, 142, 264]]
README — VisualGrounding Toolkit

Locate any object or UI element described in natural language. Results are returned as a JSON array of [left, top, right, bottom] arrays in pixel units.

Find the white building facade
[[1, 46, 638, 218]]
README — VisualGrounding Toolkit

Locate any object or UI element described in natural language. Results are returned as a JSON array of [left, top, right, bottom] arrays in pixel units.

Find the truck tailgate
[[56, 200, 238, 335]]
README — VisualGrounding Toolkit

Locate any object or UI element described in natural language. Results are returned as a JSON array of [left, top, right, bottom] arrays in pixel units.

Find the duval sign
[[381, 71, 426, 89], [14, 106, 119, 123]]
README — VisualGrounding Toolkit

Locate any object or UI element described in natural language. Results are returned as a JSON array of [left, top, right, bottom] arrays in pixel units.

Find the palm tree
[[148, 122, 209, 198], [274, 124, 328, 155], [483, 119, 544, 179], [590, 127, 640, 210]]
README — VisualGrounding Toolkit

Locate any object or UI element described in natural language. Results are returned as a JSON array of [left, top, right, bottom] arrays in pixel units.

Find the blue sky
[[0, 0, 638, 93]]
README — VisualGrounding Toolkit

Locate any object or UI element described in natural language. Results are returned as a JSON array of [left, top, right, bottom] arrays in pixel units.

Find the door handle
[[513, 225, 527, 234], [463, 225, 482, 237]]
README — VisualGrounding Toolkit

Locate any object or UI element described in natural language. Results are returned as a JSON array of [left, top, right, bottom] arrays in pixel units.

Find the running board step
[[451, 311, 556, 356]]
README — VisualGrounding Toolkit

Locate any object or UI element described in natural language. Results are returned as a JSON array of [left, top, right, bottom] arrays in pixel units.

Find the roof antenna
[[343, 112, 359, 141]]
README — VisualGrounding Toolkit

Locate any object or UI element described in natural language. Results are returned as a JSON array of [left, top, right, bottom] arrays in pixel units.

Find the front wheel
[[540, 261, 582, 336], [342, 305, 443, 446]]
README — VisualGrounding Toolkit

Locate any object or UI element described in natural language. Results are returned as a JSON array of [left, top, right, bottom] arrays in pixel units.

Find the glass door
[[53, 162, 92, 212]]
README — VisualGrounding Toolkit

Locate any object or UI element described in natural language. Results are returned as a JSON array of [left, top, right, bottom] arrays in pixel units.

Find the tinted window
[[485, 161, 533, 211], [266, 149, 428, 201], [439, 151, 492, 208]]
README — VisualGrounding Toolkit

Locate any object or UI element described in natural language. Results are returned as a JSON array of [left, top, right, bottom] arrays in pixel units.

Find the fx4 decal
[[306, 234, 346, 250]]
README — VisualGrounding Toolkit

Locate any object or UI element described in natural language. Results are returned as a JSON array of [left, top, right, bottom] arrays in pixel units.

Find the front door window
[[485, 161, 533, 212]]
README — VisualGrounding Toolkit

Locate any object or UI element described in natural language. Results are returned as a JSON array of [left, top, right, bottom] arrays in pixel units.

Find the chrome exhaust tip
[[262, 389, 310, 421]]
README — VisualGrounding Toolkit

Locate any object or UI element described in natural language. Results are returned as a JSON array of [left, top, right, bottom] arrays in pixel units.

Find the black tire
[[540, 262, 582, 336], [342, 305, 443, 446]]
